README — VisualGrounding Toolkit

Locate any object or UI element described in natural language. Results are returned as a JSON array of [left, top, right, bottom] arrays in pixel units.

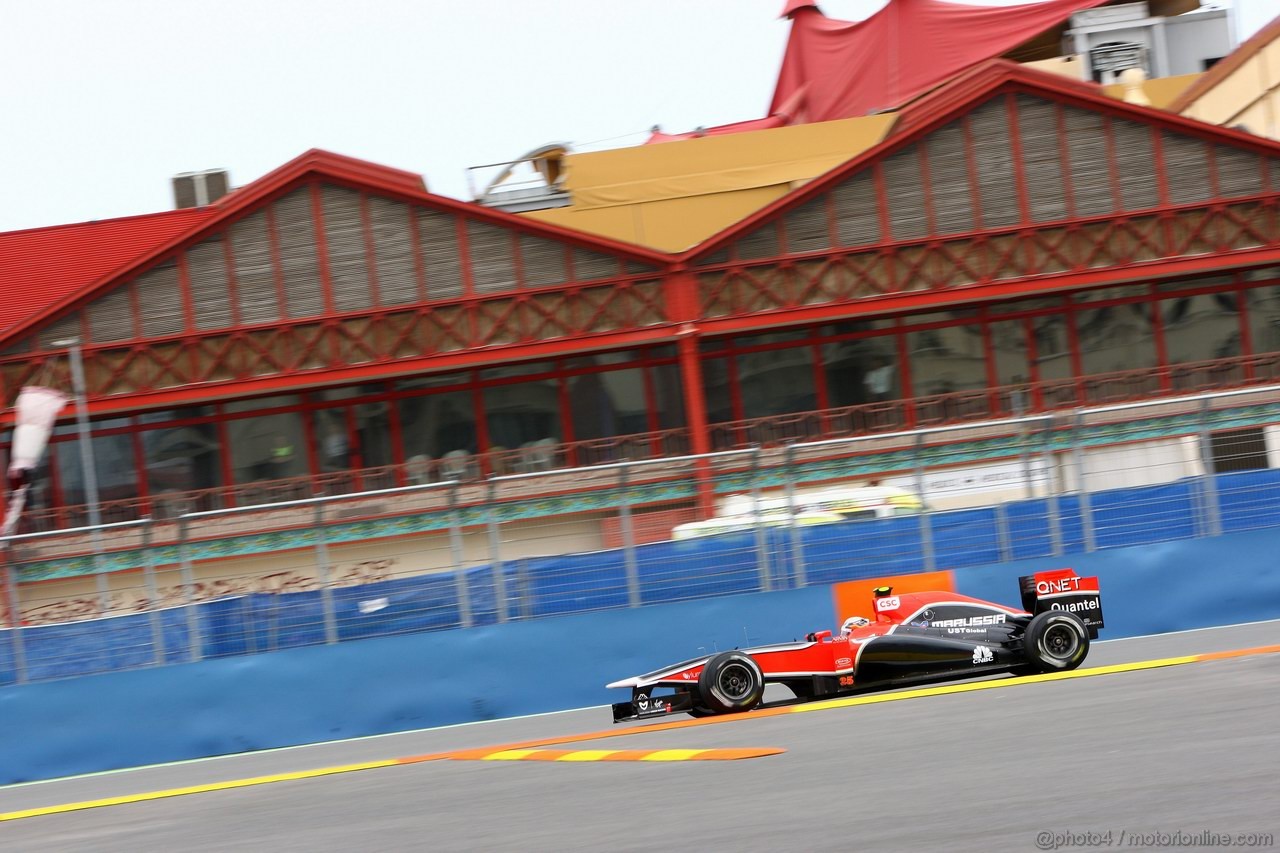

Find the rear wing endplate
[[1018, 568, 1104, 638]]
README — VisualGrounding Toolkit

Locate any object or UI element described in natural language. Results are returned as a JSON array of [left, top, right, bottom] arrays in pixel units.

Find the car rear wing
[[1018, 568, 1104, 638]]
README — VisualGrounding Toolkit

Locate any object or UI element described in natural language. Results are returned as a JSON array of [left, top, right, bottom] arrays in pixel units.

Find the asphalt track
[[2, 621, 1278, 852]]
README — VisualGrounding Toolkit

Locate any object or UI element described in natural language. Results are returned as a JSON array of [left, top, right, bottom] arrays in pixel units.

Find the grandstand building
[[5, 0, 1280, 616]]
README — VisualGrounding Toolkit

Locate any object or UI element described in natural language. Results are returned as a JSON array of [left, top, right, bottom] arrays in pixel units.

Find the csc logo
[[875, 596, 900, 612]]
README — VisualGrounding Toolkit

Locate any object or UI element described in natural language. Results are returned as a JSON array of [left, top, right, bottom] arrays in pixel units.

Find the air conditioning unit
[[1091, 42, 1149, 83], [172, 169, 230, 209]]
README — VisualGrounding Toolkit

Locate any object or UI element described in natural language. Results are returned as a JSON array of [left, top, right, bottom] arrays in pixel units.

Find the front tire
[[1023, 611, 1089, 673], [697, 651, 765, 715]]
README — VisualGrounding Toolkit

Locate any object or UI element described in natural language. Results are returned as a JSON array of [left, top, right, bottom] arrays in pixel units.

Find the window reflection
[[906, 324, 986, 396], [141, 422, 222, 496], [822, 334, 900, 406], [1162, 291, 1240, 364], [736, 344, 816, 418], [227, 412, 307, 484], [53, 433, 138, 504], [650, 363, 686, 430], [990, 319, 1030, 385], [1076, 302, 1156, 375], [354, 401, 394, 469], [1246, 285, 1280, 355], [568, 367, 646, 440], [313, 409, 352, 473], [703, 357, 734, 423], [398, 390, 477, 466], [223, 395, 301, 414], [1033, 314, 1073, 381], [484, 379, 561, 451]]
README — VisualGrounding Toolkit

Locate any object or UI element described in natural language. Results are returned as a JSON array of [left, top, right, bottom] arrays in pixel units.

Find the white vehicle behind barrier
[[671, 485, 922, 540]]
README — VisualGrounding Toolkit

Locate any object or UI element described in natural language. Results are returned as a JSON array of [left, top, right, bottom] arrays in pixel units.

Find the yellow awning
[[520, 113, 896, 253]]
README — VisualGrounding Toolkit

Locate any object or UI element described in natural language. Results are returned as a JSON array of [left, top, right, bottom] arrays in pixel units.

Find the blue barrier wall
[[953, 525, 1280, 639], [10, 470, 1278, 686], [5, 493, 1280, 785], [0, 584, 832, 785]]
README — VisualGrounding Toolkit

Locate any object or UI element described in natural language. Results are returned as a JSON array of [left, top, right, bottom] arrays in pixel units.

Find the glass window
[[314, 385, 385, 403], [141, 422, 223, 496], [568, 350, 640, 367], [1033, 314, 1073, 381], [990, 319, 1031, 385], [1242, 266, 1280, 283], [1076, 302, 1156, 375], [53, 433, 138, 505], [650, 363, 686, 430], [904, 309, 980, 329], [821, 334, 900, 406], [313, 408, 353, 473], [395, 372, 469, 391], [733, 329, 808, 348], [54, 415, 132, 437], [819, 318, 896, 337], [8, 449, 54, 515], [484, 378, 561, 450], [1247, 285, 1280, 355], [1157, 274, 1234, 293], [137, 406, 214, 425], [569, 368, 647, 440], [354, 401, 394, 468], [479, 361, 555, 381], [702, 357, 734, 423], [987, 296, 1065, 316], [906, 324, 987, 396], [736, 344, 816, 418], [1162, 291, 1241, 365], [1073, 284, 1149, 303], [223, 395, 301, 415], [226, 412, 307, 483], [399, 390, 477, 461]]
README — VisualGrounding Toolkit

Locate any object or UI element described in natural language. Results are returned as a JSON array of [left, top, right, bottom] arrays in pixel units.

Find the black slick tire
[[1023, 611, 1090, 673], [697, 651, 765, 715]]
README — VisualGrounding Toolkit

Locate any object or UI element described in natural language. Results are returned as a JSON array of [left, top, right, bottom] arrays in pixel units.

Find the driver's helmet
[[840, 615, 871, 636]]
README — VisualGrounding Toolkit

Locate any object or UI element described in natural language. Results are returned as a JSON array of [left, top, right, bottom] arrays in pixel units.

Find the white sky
[[0, 0, 1273, 234]]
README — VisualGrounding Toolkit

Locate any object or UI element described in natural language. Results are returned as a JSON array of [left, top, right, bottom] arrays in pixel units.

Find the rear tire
[[1023, 611, 1089, 673], [697, 651, 765, 715]]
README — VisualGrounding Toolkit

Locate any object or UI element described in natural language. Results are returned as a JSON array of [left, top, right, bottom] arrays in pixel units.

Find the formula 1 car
[[608, 568, 1103, 722]]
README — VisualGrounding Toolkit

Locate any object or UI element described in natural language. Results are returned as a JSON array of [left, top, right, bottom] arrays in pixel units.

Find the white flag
[[3, 385, 69, 540]]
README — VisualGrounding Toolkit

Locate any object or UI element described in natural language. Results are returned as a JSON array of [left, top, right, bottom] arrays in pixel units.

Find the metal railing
[[5, 384, 1280, 685]]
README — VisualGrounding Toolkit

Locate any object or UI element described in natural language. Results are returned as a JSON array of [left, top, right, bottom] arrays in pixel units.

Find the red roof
[[0, 148, 672, 346], [0, 208, 215, 337]]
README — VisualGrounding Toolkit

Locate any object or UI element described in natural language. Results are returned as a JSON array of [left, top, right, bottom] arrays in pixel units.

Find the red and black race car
[[608, 568, 1103, 722]]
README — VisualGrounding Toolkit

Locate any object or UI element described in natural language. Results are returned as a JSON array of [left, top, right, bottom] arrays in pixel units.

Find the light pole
[[53, 338, 110, 612]]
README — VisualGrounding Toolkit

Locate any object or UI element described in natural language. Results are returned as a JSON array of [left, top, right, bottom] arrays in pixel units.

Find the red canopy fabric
[[771, 0, 1111, 121]]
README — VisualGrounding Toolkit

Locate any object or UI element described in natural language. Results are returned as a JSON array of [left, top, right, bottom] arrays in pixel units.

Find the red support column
[[668, 268, 715, 517]]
